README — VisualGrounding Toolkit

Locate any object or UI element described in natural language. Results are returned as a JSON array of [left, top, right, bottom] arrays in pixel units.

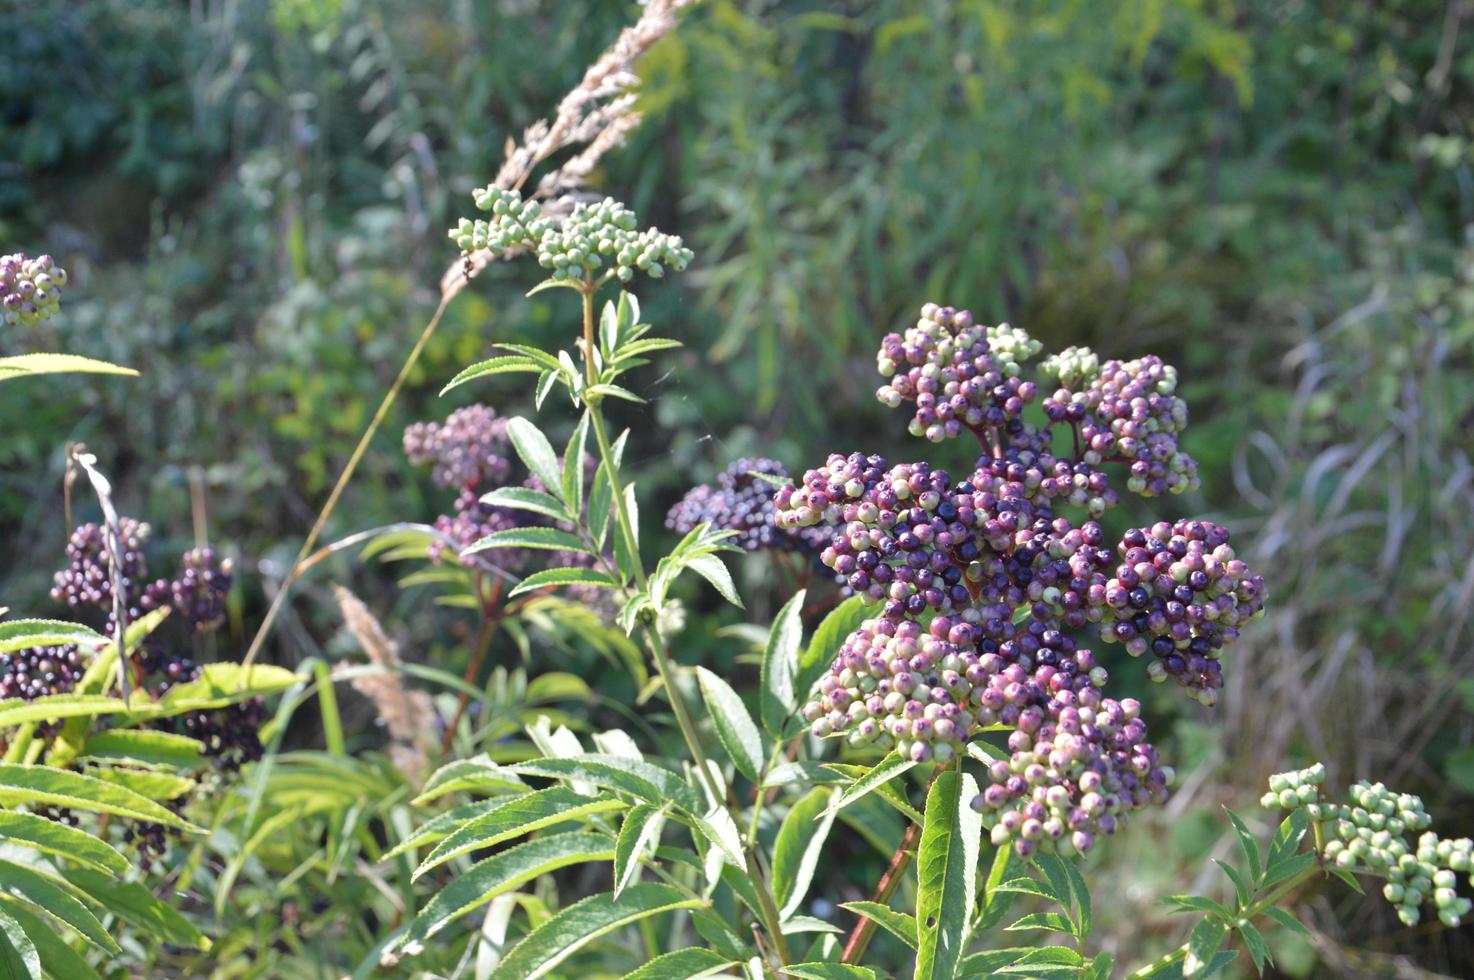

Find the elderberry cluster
[[450, 188, 691, 283], [1, 252, 67, 326], [667, 458, 826, 554], [785, 300, 1267, 858], [1264, 767, 1474, 927], [50, 520, 151, 612], [406, 405, 608, 602]]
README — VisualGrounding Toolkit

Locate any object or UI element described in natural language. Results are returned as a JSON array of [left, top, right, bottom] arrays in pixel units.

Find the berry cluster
[[406, 405, 609, 601], [1, 252, 67, 327], [450, 188, 691, 284], [121, 799, 187, 874], [1264, 767, 1473, 927], [145, 548, 233, 632], [136, 646, 266, 772], [0, 645, 85, 702], [784, 301, 1267, 858], [50, 520, 151, 613], [667, 458, 826, 554], [403, 404, 511, 491]]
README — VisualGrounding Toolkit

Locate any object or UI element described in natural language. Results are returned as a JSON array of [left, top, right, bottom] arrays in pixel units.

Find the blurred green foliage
[[2, 0, 1472, 971]]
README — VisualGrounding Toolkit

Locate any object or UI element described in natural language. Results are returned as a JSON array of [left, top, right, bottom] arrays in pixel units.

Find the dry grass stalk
[[333, 585, 433, 783], [439, 0, 697, 300]]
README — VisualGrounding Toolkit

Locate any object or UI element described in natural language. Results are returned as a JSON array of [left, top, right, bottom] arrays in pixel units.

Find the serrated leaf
[[464, 526, 591, 556], [509, 567, 617, 598], [0, 353, 137, 382], [0, 695, 135, 729], [506, 418, 564, 500], [563, 414, 589, 515], [1267, 809, 1308, 871], [1261, 906, 1310, 937], [1261, 851, 1316, 889], [784, 966, 875, 980], [1061, 854, 1092, 937], [1005, 911, 1074, 932], [507, 756, 700, 812], [59, 868, 209, 949], [0, 860, 118, 953], [759, 590, 805, 736], [0, 906, 38, 980], [384, 800, 503, 861], [413, 756, 527, 804], [88, 766, 192, 801], [839, 901, 917, 950], [1239, 919, 1271, 974], [479, 487, 569, 522], [916, 771, 981, 979], [398, 833, 614, 954], [690, 806, 743, 870], [414, 788, 624, 879], [1213, 859, 1251, 907], [975, 844, 1019, 933], [614, 803, 668, 899], [1164, 894, 1232, 918], [822, 751, 917, 820], [534, 369, 558, 410], [695, 667, 764, 782], [685, 554, 744, 610], [623, 946, 733, 980], [438, 356, 544, 395], [0, 813, 127, 877], [0, 765, 198, 830], [773, 788, 836, 919], [489, 884, 703, 979], [0, 620, 105, 656], [1185, 917, 1229, 976], [79, 729, 205, 770], [1223, 809, 1262, 884], [156, 663, 301, 709], [0, 898, 99, 980]]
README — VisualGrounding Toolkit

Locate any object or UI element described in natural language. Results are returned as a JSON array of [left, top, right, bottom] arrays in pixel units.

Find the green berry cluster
[[1040, 345, 1101, 389], [985, 322, 1043, 372], [1263, 768, 1474, 927], [448, 188, 691, 284], [1, 252, 67, 327]]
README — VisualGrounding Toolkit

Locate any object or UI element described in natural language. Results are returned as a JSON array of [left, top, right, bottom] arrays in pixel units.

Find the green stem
[[579, 284, 791, 968], [3, 724, 35, 765]]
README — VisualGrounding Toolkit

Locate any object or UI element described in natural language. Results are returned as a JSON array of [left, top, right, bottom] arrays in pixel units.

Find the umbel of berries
[[667, 457, 827, 555], [1, 252, 67, 327], [784, 301, 1266, 858]]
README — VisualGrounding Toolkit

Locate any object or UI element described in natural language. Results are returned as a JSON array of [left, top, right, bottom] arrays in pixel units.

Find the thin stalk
[[242, 294, 453, 669], [579, 284, 790, 967], [441, 577, 505, 756]]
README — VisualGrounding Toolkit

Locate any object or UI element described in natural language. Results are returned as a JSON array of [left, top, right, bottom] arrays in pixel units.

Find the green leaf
[[87, 766, 192, 801], [384, 800, 503, 861], [156, 663, 301, 710], [589, 462, 614, 550], [489, 884, 703, 979], [59, 867, 209, 950], [1163, 895, 1232, 918], [614, 803, 668, 899], [0, 906, 39, 980], [586, 383, 646, 403], [822, 751, 917, 819], [1267, 809, 1308, 871], [1086, 951, 1116, 980], [796, 596, 871, 705], [0, 898, 99, 980], [685, 554, 743, 610], [506, 417, 563, 499], [438, 356, 544, 395], [784, 966, 876, 980], [1185, 917, 1229, 977], [563, 414, 589, 516], [1224, 809, 1262, 884], [0, 353, 137, 382], [397, 833, 614, 954], [0, 695, 135, 729], [0, 765, 199, 831], [534, 369, 558, 410], [1239, 919, 1272, 974], [464, 526, 591, 556], [507, 756, 700, 812], [0, 620, 104, 655], [0, 860, 117, 953], [0, 812, 128, 877], [839, 901, 917, 950], [414, 788, 624, 878], [622, 947, 733, 980], [773, 788, 836, 919], [915, 771, 981, 979], [509, 567, 617, 598], [479, 487, 569, 522], [1213, 859, 1250, 907], [1005, 911, 1074, 932], [1261, 906, 1310, 937], [975, 844, 1019, 932], [413, 756, 527, 804], [695, 667, 765, 782], [759, 590, 806, 736], [1260, 851, 1315, 889], [79, 729, 205, 770], [1060, 854, 1092, 937]]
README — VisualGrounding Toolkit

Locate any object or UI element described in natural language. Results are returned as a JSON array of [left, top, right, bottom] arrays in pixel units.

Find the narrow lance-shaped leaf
[[0, 812, 129, 877], [695, 667, 765, 782], [0, 765, 199, 831], [490, 884, 703, 980], [773, 788, 837, 920], [506, 417, 563, 499], [0, 620, 105, 656], [759, 590, 806, 736], [0, 860, 119, 953], [413, 788, 624, 878], [915, 771, 982, 980], [614, 803, 668, 899]]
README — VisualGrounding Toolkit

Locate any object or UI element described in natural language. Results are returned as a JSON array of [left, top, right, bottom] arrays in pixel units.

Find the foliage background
[[2, 0, 1472, 974]]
